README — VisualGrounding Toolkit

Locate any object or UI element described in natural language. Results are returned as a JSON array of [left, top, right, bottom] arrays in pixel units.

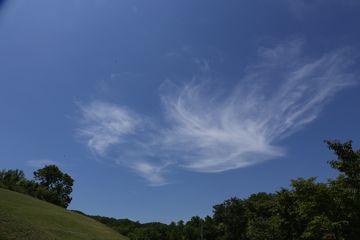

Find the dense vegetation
[[1, 140, 358, 239], [0, 165, 73, 208], [89, 140, 359, 240], [0, 188, 127, 240]]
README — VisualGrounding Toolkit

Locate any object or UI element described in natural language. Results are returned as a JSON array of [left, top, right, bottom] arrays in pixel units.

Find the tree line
[[89, 140, 359, 240], [0, 140, 359, 239], [0, 165, 73, 208]]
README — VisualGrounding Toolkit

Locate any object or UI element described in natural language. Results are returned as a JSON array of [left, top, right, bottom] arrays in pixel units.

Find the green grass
[[0, 188, 128, 240]]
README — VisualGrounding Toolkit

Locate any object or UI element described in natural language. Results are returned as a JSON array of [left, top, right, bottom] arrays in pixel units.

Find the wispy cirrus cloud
[[78, 101, 141, 156], [160, 42, 355, 172], [130, 161, 170, 186], [77, 40, 357, 185]]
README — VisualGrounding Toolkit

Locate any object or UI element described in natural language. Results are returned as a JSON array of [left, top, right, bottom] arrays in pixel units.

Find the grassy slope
[[0, 188, 127, 240]]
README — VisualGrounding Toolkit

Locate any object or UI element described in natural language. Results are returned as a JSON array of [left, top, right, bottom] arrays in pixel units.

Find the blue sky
[[0, 0, 360, 223]]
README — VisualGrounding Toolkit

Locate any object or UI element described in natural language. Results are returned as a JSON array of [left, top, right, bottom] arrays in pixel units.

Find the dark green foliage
[[0, 165, 74, 208], [34, 165, 74, 208], [213, 198, 247, 240], [130, 222, 169, 240], [90, 140, 360, 240], [325, 140, 360, 240], [92, 216, 170, 240], [325, 140, 360, 187], [275, 178, 343, 240], [91, 216, 141, 236], [167, 221, 184, 240], [1, 140, 359, 239], [245, 192, 282, 240], [0, 169, 25, 190]]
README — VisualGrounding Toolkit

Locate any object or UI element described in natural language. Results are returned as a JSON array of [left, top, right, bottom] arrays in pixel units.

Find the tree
[[68, 140, 359, 240], [33, 165, 74, 208], [184, 216, 203, 240], [325, 140, 360, 188], [325, 140, 360, 240], [0, 169, 25, 189], [213, 198, 248, 240], [245, 192, 282, 240]]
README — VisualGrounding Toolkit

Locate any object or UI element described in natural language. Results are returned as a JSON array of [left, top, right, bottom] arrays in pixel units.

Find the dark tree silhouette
[[34, 165, 74, 208]]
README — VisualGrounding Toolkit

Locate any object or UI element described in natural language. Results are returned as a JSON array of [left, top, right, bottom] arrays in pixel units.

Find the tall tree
[[245, 192, 282, 240], [326, 140, 360, 240], [213, 198, 248, 240], [34, 165, 74, 208]]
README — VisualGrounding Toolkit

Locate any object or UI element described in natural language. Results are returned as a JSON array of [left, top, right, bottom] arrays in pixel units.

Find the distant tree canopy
[[1, 140, 359, 239], [91, 140, 360, 240], [0, 165, 74, 208], [0, 169, 25, 189]]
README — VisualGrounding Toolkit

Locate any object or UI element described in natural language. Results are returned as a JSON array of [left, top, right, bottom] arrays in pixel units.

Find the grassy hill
[[0, 188, 128, 240]]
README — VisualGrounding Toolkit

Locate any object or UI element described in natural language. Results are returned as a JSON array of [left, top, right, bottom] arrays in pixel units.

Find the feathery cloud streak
[[78, 101, 141, 156], [77, 41, 356, 185]]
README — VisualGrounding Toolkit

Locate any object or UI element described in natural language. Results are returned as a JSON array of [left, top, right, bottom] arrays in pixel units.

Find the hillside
[[0, 188, 127, 240]]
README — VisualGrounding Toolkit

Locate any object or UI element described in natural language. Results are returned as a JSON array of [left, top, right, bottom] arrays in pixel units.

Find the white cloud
[[78, 101, 141, 156], [160, 43, 355, 172], [78, 41, 356, 185], [130, 161, 169, 186]]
